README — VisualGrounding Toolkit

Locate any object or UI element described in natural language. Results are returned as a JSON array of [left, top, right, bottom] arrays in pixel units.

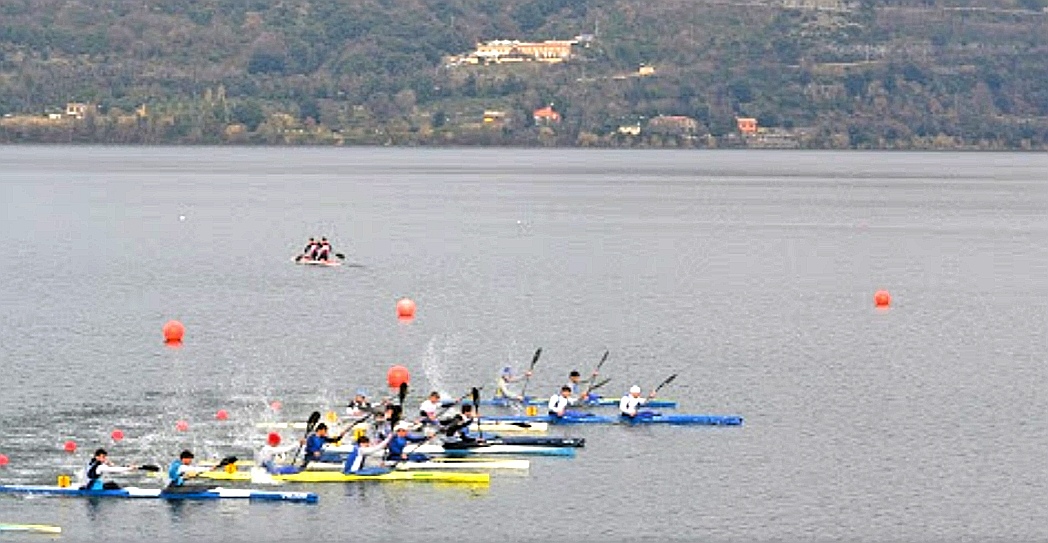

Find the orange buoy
[[163, 320, 185, 343], [111, 429, 124, 442], [874, 290, 891, 307], [215, 409, 229, 421], [63, 441, 77, 453], [396, 298, 416, 318], [0, 454, 8, 466], [387, 365, 410, 388], [175, 420, 189, 432]]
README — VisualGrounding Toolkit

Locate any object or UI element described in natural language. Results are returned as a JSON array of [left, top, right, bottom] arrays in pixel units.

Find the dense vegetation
[[1, 0, 1046, 148]]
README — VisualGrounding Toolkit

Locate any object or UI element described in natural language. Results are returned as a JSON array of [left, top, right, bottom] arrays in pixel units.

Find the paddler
[[300, 237, 317, 261], [442, 404, 480, 440], [619, 385, 657, 418], [547, 385, 576, 418], [342, 433, 392, 474], [316, 237, 332, 261], [566, 369, 599, 401], [78, 448, 138, 491], [346, 389, 372, 417], [418, 391, 443, 425], [165, 450, 212, 488], [495, 366, 532, 400], [302, 423, 349, 467], [386, 422, 427, 462], [255, 432, 303, 475]]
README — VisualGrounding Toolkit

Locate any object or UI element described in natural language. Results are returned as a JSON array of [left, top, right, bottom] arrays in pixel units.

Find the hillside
[[1, 0, 1046, 148]]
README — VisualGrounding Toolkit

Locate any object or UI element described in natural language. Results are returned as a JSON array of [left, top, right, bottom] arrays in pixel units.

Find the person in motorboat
[[495, 366, 532, 400], [254, 432, 304, 476], [418, 391, 443, 425], [619, 385, 657, 419], [342, 433, 393, 474], [548, 385, 577, 418], [78, 448, 139, 491], [302, 423, 349, 468], [165, 450, 213, 489]]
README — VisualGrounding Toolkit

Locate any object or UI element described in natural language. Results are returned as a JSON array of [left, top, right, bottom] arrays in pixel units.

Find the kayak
[[199, 469, 489, 484], [481, 412, 744, 426], [463, 397, 679, 409], [461, 436, 585, 448], [304, 458, 529, 472], [294, 258, 341, 267], [0, 484, 317, 503], [0, 524, 62, 534], [255, 421, 549, 434], [323, 443, 576, 457]]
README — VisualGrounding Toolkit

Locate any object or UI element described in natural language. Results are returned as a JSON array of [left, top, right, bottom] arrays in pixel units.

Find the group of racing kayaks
[[0, 349, 742, 512]]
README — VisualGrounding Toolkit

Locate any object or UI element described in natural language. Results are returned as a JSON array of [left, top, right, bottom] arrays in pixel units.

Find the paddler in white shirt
[[619, 385, 657, 418], [418, 391, 443, 425], [346, 389, 372, 417], [78, 448, 138, 491], [547, 386, 576, 418], [254, 432, 303, 475]]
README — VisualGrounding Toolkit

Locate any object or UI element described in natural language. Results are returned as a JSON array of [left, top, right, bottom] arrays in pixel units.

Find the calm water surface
[[0, 147, 1046, 542]]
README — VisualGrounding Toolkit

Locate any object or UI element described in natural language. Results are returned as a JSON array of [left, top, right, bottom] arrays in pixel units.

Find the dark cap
[[315, 423, 328, 432], [569, 371, 581, 378], [179, 450, 194, 459], [94, 448, 108, 457]]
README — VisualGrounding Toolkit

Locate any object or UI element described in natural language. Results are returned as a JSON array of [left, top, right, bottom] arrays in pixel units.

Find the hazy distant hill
[[1, 0, 1046, 148]]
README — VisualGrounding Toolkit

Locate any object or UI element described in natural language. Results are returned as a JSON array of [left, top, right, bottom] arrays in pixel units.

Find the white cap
[[629, 385, 641, 394], [394, 422, 413, 432]]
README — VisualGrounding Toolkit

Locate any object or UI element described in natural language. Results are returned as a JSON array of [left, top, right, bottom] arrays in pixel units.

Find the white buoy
[[179, 215, 186, 221]]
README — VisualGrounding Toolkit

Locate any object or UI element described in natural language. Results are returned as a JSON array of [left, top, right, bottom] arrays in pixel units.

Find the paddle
[[518, 348, 542, 400], [472, 387, 483, 441], [335, 252, 346, 260], [290, 411, 322, 466], [581, 350, 610, 399], [140, 455, 238, 474], [588, 377, 612, 392], [653, 373, 678, 395]]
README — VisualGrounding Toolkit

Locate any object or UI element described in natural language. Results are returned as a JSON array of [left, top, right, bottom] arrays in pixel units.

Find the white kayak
[[324, 443, 574, 457], [304, 458, 529, 472], [255, 421, 548, 434]]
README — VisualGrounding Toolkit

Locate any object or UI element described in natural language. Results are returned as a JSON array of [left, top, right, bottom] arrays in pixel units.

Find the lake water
[[0, 147, 1046, 542]]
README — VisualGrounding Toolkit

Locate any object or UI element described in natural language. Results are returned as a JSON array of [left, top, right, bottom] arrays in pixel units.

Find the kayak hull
[[256, 421, 549, 434], [0, 524, 62, 534], [466, 397, 679, 409], [304, 459, 529, 472], [323, 443, 576, 457], [0, 484, 317, 503], [200, 470, 489, 484], [482, 413, 744, 426]]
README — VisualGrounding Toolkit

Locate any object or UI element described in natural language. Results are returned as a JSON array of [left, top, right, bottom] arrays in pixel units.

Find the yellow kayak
[[0, 524, 63, 534], [199, 469, 489, 484]]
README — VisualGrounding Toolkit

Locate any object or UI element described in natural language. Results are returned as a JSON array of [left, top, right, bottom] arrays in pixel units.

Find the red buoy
[[270, 401, 282, 412], [396, 298, 416, 318], [387, 365, 410, 388], [874, 290, 891, 307], [215, 409, 229, 421], [163, 320, 185, 343], [0, 454, 9, 466], [63, 441, 77, 453], [175, 420, 189, 432], [111, 429, 124, 442]]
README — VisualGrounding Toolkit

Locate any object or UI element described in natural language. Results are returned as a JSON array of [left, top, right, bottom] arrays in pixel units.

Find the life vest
[[167, 460, 184, 487], [82, 459, 103, 491]]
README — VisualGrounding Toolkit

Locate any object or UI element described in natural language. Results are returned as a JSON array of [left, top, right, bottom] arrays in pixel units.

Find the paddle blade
[[529, 348, 542, 370], [138, 464, 160, 472], [305, 411, 321, 433], [589, 377, 612, 391], [596, 350, 609, 370], [655, 373, 678, 392], [398, 383, 408, 405], [335, 253, 346, 260], [216, 456, 238, 468], [471, 387, 480, 409]]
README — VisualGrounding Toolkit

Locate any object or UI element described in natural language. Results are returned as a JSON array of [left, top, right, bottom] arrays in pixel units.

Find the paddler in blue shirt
[[302, 423, 348, 467], [79, 448, 138, 491], [619, 385, 657, 418], [548, 385, 576, 418], [386, 422, 427, 462], [165, 450, 212, 488]]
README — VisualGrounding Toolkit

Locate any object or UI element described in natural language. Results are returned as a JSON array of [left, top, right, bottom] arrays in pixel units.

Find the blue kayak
[[452, 397, 679, 409], [0, 484, 318, 503], [481, 412, 743, 426]]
